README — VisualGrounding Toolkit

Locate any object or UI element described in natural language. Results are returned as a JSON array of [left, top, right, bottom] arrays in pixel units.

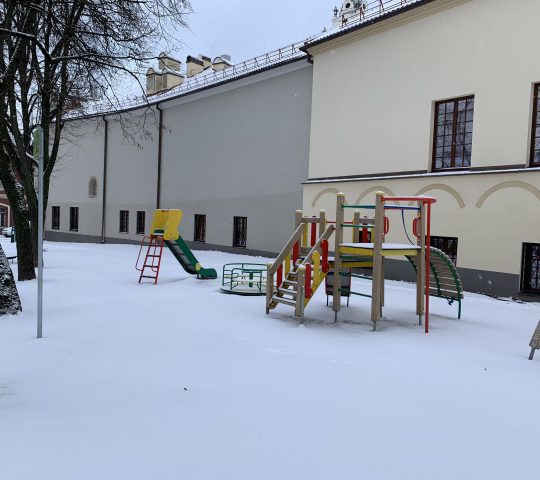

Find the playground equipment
[[221, 263, 267, 295], [136, 209, 217, 284], [266, 192, 463, 332]]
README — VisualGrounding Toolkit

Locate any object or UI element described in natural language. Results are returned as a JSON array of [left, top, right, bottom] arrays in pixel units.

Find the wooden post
[[266, 263, 273, 314], [416, 203, 426, 324], [353, 210, 360, 243], [371, 192, 384, 330], [333, 193, 345, 322], [529, 320, 540, 360], [295, 209, 302, 229], [319, 210, 326, 240], [296, 265, 306, 320]]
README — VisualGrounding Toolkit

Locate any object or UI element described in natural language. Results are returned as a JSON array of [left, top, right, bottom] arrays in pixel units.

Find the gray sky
[[180, 1, 333, 64]]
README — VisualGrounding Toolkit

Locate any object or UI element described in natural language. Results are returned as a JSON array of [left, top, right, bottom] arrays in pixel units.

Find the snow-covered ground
[[1, 237, 539, 480]]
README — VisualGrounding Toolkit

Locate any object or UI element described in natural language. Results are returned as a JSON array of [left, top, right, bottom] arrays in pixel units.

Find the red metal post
[[277, 264, 283, 289], [425, 201, 432, 334], [321, 240, 329, 272], [311, 220, 317, 246], [292, 242, 299, 264], [305, 264, 312, 298]]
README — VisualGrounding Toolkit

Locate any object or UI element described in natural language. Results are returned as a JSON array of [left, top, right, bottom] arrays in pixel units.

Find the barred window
[[52, 206, 60, 230], [69, 207, 79, 232], [522, 243, 540, 294], [432, 96, 474, 171], [194, 214, 206, 242], [233, 216, 247, 248], [0, 206, 7, 227], [430, 236, 458, 265], [88, 177, 98, 198], [119, 210, 129, 233], [136, 211, 145, 235], [531, 84, 540, 166]]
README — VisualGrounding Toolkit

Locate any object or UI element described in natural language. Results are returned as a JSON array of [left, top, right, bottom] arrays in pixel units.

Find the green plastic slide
[[164, 236, 217, 279]]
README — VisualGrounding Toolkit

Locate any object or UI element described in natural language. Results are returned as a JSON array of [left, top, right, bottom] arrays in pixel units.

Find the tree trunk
[[0, 244, 22, 315], [13, 204, 36, 281]]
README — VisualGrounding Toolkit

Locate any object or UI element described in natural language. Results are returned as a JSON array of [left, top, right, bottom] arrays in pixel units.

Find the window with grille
[[430, 236, 458, 265], [233, 216, 247, 248], [521, 243, 540, 294], [531, 84, 540, 166], [432, 96, 474, 171], [194, 214, 206, 242], [52, 206, 60, 230], [69, 207, 79, 232], [136, 211, 145, 235], [119, 210, 129, 233], [0, 206, 6, 227]]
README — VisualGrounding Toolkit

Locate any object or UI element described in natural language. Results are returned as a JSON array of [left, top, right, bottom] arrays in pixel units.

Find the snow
[[1, 237, 539, 479]]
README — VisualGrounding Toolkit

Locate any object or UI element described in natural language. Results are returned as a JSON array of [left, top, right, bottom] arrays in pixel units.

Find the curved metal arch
[[414, 184, 466, 209], [475, 181, 540, 208]]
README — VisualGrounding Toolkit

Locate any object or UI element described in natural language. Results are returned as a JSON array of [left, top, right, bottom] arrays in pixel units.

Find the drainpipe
[[156, 103, 163, 209], [101, 116, 109, 243]]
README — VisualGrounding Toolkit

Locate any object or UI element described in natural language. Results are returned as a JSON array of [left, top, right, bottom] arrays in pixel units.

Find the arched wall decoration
[[354, 185, 396, 205], [311, 187, 342, 208], [475, 181, 540, 208], [413, 184, 466, 209]]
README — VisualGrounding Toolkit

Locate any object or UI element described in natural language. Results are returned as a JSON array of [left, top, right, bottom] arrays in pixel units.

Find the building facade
[[46, 58, 313, 255], [302, 0, 540, 297]]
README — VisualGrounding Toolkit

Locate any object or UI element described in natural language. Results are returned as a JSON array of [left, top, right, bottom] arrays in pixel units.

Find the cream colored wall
[[303, 170, 540, 276], [308, 0, 540, 179], [49, 118, 104, 236]]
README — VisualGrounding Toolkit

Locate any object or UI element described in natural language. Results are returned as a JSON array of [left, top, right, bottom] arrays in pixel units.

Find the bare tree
[[0, 0, 191, 280]]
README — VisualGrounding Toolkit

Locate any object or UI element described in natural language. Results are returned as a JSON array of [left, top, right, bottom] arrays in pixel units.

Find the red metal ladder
[[136, 235, 165, 284]]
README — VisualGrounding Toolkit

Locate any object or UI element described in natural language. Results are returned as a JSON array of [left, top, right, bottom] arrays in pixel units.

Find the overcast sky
[[180, 1, 334, 64]]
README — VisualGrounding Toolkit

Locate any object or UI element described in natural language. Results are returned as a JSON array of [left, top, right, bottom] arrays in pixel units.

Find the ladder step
[[278, 288, 297, 297], [272, 297, 296, 307], [283, 279, 297, 286], [146, 254, 161, 258], [140, 275, 157, 279]]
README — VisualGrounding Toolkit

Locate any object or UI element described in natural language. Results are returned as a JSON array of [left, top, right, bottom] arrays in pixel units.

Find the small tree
[[0, 244, 21, 315], [0, 0, 191, 280]]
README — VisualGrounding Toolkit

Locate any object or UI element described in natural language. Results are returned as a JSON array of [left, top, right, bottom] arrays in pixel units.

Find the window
[[430, 236, 458, 265], [119, 210, 129, 233], [0, 206, 6, 227], [69, 207, 79, 232], [521, 243, 540, 294], [233, 216, 247, 248], [432, 96, 474, 171], [194, 214, 206, 242], [51, 206, 60, 230], [531, 84, 540, 166], [136, 211, 146, 235], [88, 177, 98, 198]]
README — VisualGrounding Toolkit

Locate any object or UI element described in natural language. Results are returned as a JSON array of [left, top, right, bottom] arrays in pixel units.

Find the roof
[[301, 0, 437, 52], [67, 42, 309, 120]]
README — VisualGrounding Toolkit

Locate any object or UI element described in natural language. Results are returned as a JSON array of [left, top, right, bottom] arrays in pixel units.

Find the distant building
[[0, 183, 12, 229]]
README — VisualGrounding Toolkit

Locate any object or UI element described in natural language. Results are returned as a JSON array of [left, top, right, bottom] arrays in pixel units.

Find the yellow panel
[[339, 246, 419, 257], [149, 209, 183, 241]]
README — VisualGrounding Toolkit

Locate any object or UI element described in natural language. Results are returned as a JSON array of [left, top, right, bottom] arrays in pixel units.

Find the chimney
[[199, 54, 212, 70], [158, 52, 182, 72], [212, 55, 232, 72], [146, 68, 157, 95], [186, 55, 205, 77], [162, 71, 184, 90]]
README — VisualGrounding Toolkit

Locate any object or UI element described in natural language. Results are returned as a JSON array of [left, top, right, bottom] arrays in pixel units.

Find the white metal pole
[[34, 127, 44, 339]]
